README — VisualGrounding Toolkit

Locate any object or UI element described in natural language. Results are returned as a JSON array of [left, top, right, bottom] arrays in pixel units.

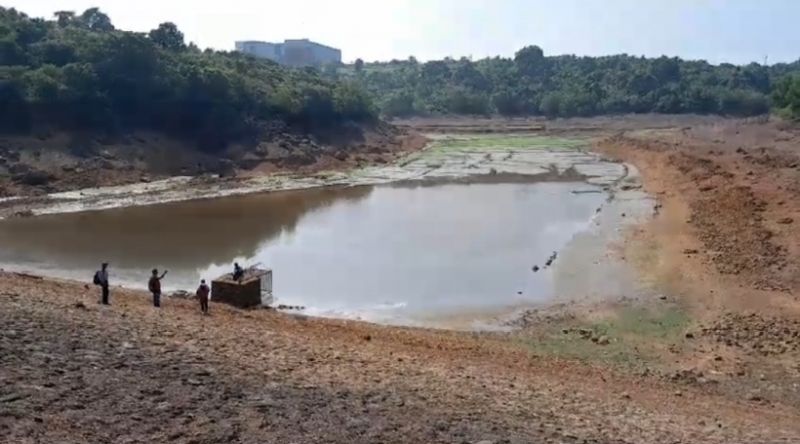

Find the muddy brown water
[[0, 182, 605, 324]]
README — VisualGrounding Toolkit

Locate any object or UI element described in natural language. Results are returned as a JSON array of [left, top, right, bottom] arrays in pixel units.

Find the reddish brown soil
[[593, 117, 800, 412], [1, 272, 798, 443], [597, 118, 800, 303]]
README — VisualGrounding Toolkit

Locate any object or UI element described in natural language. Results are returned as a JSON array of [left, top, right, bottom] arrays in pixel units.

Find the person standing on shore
[[148, 269, 168, 308], [196, 279, 210, 315], [94, 262, 110, 305]]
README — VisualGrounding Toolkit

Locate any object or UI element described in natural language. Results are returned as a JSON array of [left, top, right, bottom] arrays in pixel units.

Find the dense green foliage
[[772, 75, 800, 119], [340, 46, 800, 119], [3, 5, 799, 150], [0, 7, 375, 150]]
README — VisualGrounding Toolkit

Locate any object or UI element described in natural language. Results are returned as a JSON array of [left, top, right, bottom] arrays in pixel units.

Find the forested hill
[[338, 46, 800, 119], [0, 7, 375, 151], [3, 5, 798, 145]]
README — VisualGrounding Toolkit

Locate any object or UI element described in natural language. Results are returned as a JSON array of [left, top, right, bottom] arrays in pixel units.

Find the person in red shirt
[[196, 279, 210, 315], [148, 268, 168, 308]]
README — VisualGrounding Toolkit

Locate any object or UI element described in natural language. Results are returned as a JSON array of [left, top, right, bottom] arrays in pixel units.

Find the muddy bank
[[505, 116, 800, 412], [0, 123, 422, 200], [0, 134, 624, 218]]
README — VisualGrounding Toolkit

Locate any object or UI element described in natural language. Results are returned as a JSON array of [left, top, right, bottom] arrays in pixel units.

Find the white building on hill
[[235, 39, 341, 66]]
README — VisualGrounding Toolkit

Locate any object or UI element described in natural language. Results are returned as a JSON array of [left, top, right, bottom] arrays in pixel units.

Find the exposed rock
[[0, 393, 24, 403], [216, 159, 237, 178], [12, 210, 34, 218], [12, 169, 53, 186], [169, 290, 194, 300], [701, 313, 800, 356], [8, 162, 30, 174]]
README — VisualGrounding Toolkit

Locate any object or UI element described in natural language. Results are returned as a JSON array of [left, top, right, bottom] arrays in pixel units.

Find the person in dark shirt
[[196, 279, 210, 315], [94, 262, 110, 305], [148, 268, 168, 308], [233, 262, 244, 281]]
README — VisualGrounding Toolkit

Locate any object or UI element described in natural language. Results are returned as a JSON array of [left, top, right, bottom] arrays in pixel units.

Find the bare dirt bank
[[1, 272, 797, 443], [0, 123, 425, 199]]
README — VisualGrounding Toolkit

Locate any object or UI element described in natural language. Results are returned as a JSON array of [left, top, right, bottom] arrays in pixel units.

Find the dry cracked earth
[[1, 272, 798, 444]]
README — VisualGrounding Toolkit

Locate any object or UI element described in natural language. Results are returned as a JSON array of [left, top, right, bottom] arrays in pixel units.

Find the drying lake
[[0, 182, 606, 324], [0, 134, 645, 325]]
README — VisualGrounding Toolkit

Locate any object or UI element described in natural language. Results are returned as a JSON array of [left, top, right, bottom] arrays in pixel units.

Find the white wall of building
[[235, 39, 341, 66]]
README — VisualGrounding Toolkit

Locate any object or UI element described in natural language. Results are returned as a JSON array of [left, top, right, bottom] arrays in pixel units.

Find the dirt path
[[1, 273, 798, 443]]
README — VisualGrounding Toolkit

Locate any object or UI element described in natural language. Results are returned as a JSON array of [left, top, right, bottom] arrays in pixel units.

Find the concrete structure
[[211, 268, 273, 309], [235, 39, 341, 66], [235, 41, 282, 63]]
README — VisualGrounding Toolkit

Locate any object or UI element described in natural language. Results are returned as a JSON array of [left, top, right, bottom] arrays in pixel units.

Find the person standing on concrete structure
[[233, 262, 244, 281], [196, 279, 210, 315], [94, 262, 110, 305], [148, 268, 168, 308]]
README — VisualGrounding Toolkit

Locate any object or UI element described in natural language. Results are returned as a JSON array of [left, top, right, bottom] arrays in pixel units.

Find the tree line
[[0, 7, 375, 151], [340, 46, 800, 119], [2, 4, 799, 152]]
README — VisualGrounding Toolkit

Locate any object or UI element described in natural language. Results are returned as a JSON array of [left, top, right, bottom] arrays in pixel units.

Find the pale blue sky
[[9, 0, 800, 65]]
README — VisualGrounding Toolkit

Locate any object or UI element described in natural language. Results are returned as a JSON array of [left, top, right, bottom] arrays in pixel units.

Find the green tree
[[772, 75, 800, 118], [514, 45, 547, 79], [30, 40, 76, 66], [148, 22, 185, 50], [453, 61, 489, 91], [79, 8, 114, 32], [382, 91, 416, 117], [53, 11, 75, 27], [444, 87, 490, 115], [0, 5, 377, 146], [334, 81, 374, 120], [539, 92, 561, 118], [0, 38, 26, 65]]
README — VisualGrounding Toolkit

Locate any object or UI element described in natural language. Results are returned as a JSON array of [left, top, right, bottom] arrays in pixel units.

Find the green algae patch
[[429, 135, 589, 152], [515, 305, 692, 368]]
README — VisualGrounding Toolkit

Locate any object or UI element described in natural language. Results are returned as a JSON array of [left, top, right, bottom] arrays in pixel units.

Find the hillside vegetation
[[0, 7, 375, 151], [772, 75, 800, 119], [337, 47, 800, 119]]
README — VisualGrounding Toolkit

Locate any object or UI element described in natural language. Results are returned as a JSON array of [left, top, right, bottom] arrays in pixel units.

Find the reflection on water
[[0, 182, 605, 323]]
